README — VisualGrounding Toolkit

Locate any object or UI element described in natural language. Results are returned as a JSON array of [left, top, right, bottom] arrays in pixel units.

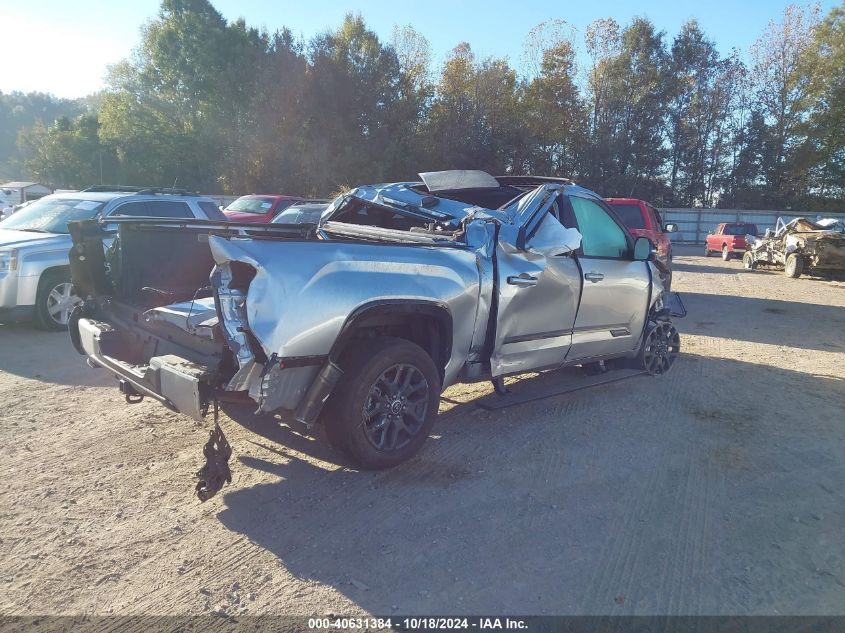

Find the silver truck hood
[[0, 229, 71, 250]]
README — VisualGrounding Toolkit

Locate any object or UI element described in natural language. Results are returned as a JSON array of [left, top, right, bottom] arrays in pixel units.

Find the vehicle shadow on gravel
[[671, 262, 775, 276], [215, 354, 845, 615], [679, 292, 845, 351], [0, 322, 110, 386], [221, 401, 345, 466]]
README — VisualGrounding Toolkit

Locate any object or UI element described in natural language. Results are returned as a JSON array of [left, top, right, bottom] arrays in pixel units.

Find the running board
[[475, 367, 646, 411]]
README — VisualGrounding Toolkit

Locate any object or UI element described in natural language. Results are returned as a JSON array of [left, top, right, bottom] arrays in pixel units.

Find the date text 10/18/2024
[[307, 617, 529, 630]]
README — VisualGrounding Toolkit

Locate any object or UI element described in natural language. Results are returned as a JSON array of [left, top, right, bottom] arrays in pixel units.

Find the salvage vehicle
[[0, 187, 226, 330], [67, 170, 685, 500], [605, 197, 677, 288], [222, 194, 303, 223], [704, 222, 759, 260], [742, 216, 845, 278]]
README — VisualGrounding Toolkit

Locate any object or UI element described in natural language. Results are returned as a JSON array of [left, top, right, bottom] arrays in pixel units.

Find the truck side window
[[110, 201, 149, 216], [111, 201, 192, 218], [569, 196, 628, 258], [145, 200, 192, 218], [548, 197, 578, 230]]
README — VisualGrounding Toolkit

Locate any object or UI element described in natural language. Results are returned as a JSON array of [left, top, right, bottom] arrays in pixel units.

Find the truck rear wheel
[[721, 245, 731, 261], [322, 337, 441, 470], [785, 254, 804, 278]]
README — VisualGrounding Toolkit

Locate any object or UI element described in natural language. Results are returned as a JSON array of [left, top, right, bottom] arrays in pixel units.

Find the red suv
[[223, 194, 303, 223], [605, 197, 677, 286]]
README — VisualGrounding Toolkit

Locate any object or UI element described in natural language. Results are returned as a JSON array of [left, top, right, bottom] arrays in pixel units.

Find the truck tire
[[721, 244, 731, 261], [742, 252, 757, 270], [34, 270, 79, 331], [784, 253, 804, 278], [637, 321, 680, 375], [322, 337, 441, 470], [704, 244, 710, 257]]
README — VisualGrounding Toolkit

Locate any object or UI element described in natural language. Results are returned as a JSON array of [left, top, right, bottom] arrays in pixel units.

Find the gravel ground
[[1, 245, 844, 617]]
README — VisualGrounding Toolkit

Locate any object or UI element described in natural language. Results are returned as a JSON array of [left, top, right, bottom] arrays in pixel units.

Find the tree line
[[3, 0, 844, 210]]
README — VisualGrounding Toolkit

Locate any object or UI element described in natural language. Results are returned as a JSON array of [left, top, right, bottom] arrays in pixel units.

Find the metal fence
[[659, 208, 845, 244]]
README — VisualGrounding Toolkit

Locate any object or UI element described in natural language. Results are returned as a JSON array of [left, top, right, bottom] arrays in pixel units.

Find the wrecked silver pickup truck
[[68, 171, 684, 499], [742, 216, 845, 278]]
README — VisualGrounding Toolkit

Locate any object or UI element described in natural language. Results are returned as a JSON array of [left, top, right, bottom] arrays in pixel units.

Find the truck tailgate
[[78, 317, 214, 420]]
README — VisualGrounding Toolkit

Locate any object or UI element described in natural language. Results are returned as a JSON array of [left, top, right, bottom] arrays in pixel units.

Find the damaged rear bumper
[[76, 317, 213, 420]]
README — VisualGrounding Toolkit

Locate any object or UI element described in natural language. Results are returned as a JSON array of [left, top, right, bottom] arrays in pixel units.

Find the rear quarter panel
[[208, 237, 485, 386]]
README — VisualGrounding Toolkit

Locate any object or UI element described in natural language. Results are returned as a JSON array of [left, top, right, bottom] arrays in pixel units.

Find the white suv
[[0, 187, 226, 330]]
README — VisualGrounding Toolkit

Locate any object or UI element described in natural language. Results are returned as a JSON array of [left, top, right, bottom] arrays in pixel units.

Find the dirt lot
[[1, 245, 845, 617]]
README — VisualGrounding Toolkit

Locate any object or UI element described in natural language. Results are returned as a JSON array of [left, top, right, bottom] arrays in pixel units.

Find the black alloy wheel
[[641, 322, 680, 375], [362, 363, 430, 452]]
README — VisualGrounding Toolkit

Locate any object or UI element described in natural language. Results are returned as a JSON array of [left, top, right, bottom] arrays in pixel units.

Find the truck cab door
[[491, 192, 582, 377], [564, 194, 651, 361]]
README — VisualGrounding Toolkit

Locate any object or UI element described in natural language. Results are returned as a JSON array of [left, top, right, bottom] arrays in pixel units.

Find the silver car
[[0, 188, 226, 330], [69, 171, 684, 497]]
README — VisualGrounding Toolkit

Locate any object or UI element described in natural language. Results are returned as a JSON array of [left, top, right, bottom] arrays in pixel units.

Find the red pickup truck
[[605, 197, 677, 288], [704, 222, 759, 261]]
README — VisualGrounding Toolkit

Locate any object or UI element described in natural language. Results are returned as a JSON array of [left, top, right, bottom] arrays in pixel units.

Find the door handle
[[507, 273, 538, 288], [584, 271, 604, 283]]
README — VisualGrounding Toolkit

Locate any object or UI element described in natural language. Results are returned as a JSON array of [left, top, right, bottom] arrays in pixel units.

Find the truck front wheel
[[784, 254, 804, 278], [742, 252, 757, 270], [322, 337, 441, 469], [638, 321, 680, 375]]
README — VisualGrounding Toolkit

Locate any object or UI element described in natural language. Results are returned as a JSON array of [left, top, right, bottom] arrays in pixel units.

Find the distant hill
[[0, 91, 90, 180]]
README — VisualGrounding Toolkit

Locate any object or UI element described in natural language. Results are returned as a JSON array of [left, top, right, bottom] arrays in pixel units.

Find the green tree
[[303, 14, 405, 192], [17, 114, 114, 188], [388, 24, 434, 179], [521, 35, 586, 178], [799, 2, 845, 201], [100, 0, 268, 191], [667, 22, 744, 206], [583, 17, 670, 199], [749, 3, 820, 203], [426, 43, 523, 173], [0, 91, 86, 180]]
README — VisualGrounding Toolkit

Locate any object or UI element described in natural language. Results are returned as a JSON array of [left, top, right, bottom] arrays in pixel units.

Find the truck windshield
[[724, 224, 755, 235], [272, 203, 329, 224], [608, 203, 646, 229], [0, 198, 106, 234], [225, 197, 284, 214]]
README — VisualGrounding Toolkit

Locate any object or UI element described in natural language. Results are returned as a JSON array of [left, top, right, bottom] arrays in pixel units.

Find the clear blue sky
[[1, 0, 838, 98]]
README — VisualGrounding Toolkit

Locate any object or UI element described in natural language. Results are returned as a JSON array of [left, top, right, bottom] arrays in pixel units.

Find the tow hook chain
[[195, 399, 232, 502]]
